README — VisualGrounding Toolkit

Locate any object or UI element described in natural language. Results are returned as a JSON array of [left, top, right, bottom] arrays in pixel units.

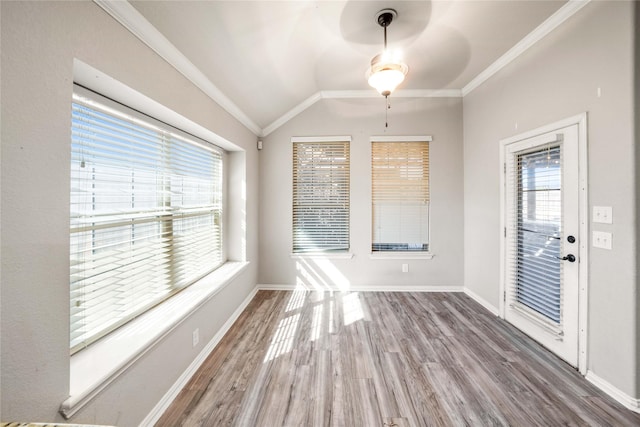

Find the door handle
[[557, 254, 576, 262]]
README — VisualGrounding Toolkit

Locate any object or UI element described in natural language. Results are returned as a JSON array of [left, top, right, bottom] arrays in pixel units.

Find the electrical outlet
[[402, 263, 409, 273], [192, 328, 200, 347], [593, 206, 613, 224], [592, 231, 612, 250]]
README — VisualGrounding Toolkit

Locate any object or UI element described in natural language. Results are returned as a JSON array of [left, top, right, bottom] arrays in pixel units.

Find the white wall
[[463, 1, 637, 398], [259, 97, 464, 289], [0, 1, 259, 425]]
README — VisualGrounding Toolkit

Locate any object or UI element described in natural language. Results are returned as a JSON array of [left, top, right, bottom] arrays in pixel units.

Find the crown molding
[[265, 0, 589, 134], [261, 89, 462, 136], [261, 92, 323, 137], [462, 0, 591, 96], [321, 89, 463, 99], [393, 89, 463, 98], [94, 0, 589, 137], [93, 0, 262, 136], [321, 90, 379, 99]]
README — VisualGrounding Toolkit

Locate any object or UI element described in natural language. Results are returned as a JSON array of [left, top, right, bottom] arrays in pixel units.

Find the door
[[503, 124, 580, 367]]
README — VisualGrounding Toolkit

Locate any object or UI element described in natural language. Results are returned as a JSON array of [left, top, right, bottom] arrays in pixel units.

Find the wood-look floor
[[156, 291, 640, 426]]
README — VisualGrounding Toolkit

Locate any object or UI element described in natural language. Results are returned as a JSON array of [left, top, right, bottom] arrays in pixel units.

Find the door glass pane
[[516, 145, 562, 323]]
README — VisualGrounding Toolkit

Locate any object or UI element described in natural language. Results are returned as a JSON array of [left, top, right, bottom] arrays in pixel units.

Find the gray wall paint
[[0, 2, 258, 425], [635, 1, 640, 399], [463, 1, 637, 397], [1, 0, 638, 423], [633, 2, 640, 397], [259, 97, 464, 289]]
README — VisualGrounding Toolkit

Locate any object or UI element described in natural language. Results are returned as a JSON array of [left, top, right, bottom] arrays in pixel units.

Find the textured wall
[[0, 1, 259, 425], [463, 1, 637, 398], [260, 97, 464, 289]]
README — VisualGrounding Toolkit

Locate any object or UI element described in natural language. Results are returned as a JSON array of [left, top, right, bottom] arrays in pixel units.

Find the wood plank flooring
[[156, 291, 640, 426]]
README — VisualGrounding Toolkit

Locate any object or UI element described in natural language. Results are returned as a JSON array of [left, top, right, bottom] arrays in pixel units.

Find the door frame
[[499, 112, 588, 374]]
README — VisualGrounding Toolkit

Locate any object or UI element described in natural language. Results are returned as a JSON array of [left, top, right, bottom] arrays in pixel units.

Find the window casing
[[292, 137, 350, 253], [70, 86, 224, 353], [371, 139, 430, 252]]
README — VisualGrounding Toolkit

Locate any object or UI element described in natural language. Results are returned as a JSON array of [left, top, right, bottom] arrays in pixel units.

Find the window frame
[[291, 136, 351, 256], [70, 84, 226, 354], [370, 136, 433, 258], [64, 62, 250, 418]]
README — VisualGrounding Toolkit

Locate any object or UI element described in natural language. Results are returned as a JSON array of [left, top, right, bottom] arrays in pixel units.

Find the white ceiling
[[124, 0, 568, 135]]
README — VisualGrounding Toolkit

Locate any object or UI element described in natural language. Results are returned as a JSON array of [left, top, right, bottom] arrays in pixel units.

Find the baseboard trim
[[257, 284, 464, 292], [585, 371, 640, 414], [463, 287, 500, 316], [257, 284, 297, 291], [142, 284, 640, 424], [139, 286, 259, 426]]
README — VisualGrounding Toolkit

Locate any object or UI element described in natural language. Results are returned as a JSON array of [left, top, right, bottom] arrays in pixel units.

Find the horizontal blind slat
[[507, 144, 562, 324], [70, 87, 224, 353], [372, 141, 429, 251], [292, 140, 350, 252]]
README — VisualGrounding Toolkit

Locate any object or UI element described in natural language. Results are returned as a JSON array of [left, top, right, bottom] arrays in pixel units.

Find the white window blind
[[507, 144, 563, 324], [372, 141, 429, 251], [292, 139, 350, 252], [70, 86, 224, 353]]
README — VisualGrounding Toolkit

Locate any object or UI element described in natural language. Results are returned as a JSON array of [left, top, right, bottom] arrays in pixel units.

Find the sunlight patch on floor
[[329, 300, 335, 334], [343, 292, 364, 326], [264, 313, 300, 362], [285, 289, 306, 312], [310, 304, 323, 341]]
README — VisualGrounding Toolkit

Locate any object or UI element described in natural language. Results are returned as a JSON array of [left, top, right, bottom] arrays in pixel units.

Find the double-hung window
[[70, 85, 224, 353], [292, 137, 350, 253], [371, 137, 431, 252]]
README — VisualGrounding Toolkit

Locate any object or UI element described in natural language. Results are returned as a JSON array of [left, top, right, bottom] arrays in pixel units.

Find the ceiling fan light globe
[[367, 68, 406, 96]]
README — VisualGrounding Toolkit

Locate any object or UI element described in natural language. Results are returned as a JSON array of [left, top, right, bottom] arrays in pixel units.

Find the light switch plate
[[592, 231, 612, 250], [593, 206, 613, 224]]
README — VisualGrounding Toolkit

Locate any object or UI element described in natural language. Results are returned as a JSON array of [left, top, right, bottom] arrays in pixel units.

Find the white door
[[502, 124, 580, 367]]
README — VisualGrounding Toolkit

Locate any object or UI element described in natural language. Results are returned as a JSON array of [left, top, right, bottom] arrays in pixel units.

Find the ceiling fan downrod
[[376, 8, 396, 50]]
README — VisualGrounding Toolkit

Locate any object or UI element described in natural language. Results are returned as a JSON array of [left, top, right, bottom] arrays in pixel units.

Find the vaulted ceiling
[[103, 1, 574, 136]]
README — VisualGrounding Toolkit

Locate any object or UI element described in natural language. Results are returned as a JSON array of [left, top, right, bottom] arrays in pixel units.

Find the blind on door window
[[70, 86, 224, 353], [372, 141, 429, 251], [292, 140, 350, 252], [507, 144, 563, 325]]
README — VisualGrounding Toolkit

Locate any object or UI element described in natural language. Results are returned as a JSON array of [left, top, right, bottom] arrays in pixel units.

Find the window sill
[[369, 252, 435, 260], [60, 261, 249, 419], [290, 252, 354, 260]]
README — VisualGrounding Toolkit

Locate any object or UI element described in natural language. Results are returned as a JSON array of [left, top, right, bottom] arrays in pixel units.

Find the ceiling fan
[[366, 8, 409, 98]]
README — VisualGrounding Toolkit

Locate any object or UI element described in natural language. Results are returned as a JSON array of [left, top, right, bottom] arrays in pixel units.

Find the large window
[[70, 86, 224, 353], [292, 137, 350, 253], [371, 138, 430, 252]]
